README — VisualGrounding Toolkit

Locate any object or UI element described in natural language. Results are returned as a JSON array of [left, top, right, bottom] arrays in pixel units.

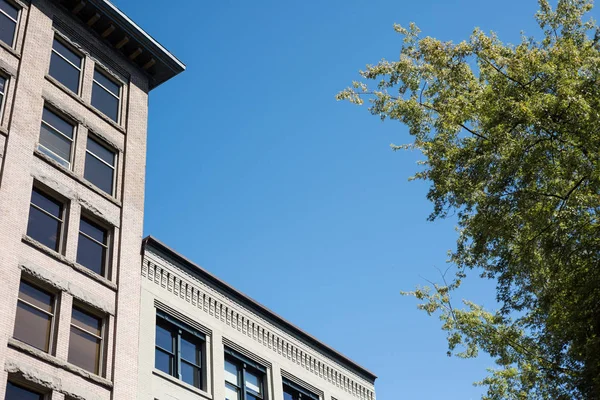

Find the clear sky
[[111, 1, 596, 398]]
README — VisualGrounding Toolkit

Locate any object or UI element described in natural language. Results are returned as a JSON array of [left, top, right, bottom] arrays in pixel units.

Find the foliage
[[337, 1, 600, 398]]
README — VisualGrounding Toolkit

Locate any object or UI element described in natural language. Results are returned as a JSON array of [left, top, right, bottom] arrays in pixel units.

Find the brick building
[[0, 0, 184, 398], [0, 1, 377, 399]]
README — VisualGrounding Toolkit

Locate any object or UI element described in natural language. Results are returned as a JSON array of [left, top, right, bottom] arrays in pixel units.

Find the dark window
[[282, 379, 319, 400], [155, 311, 204, 389], [5, 382, 43, 400], [49, 38, 82, 93], [39, 107, 75, 168], [92, 69, 120, 122], [14, 280, 55, 352], [225, 349, 266, 400], [27, 187, 64, 252], [76, 216, 109, 276], [0, 75, 6, 112], [84, 136, 116, 195], [0, 0, 19, 47], [68, 306, 103, 375]]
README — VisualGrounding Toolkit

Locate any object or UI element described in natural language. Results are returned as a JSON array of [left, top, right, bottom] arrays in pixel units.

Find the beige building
[[0, 0, 183, 399], [139, 237, 377, 400]]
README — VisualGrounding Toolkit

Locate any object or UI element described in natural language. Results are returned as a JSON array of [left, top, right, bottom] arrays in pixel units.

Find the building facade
[[140, 238, 377, 400], [0, 0, 183, 399]]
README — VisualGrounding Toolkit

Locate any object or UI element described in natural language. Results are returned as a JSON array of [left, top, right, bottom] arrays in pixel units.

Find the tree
[[337, 1, 600, 398]]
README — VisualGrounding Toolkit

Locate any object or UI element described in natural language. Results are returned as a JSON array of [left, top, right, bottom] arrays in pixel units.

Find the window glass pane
[[155, 348, 173, 374], [87, 137, 115, 165], [155, 321, 174, 352], [14, 302, 52, 351], [247, 394, 260, 400], [42, 108, 74, 138], [84, 154, 114, 194], [283, 388, 295, 400], [5, 382, 43, 400], [181, 361, 201, 388], [27, 206, 61, 250], [68, 327, 100, 374], [94, 70, 120, 96], [181, 334, 200, 365], [39, 125, 72, 165], [0, 0, 19, 20], [0, 13, 16, 46], [245, 370, 261, 394], [49, 52, 80, 93], [52, 39, 81, 67], [79, 218, 106, 244], [76, 234, 105, 275], [0, 76, 6, 93], [92, 82, 119, 121], [31, 188, 62, 218], [19, 281, 53, 312], [225, 382, 240, 400], [71, 307, 101, 336], [224, 360, 238, 385]]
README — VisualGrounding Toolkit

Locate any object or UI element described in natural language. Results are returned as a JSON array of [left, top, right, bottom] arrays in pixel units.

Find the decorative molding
[[222, 338, 272, 370], [154, 299, 212, 336], [281, 369, 324, 399], [142, 253, 375, 400]]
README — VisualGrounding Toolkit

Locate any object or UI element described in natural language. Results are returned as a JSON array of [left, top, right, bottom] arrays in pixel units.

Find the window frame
[[39, 106, 76, 169], [155, 310, 205, 390], [282, 378, 319, 400], [91, 67, 122, 123], [27, 185, 66, 253], [5, 381, 45, 400], [84, 135, 117, 196], [0, 0, 21, 49], [49, 36, 83, 95], [14, 279, 57, 354], [68, 304, 105, 376], [225, 348, 266, 400], [76, 213, 111, 277], [0, 74, 8, 119]]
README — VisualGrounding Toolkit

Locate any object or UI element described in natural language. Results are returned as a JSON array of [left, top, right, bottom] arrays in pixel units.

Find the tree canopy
[[337, 1, 600, 398]]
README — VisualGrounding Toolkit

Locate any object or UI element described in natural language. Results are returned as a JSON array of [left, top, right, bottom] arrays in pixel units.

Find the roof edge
[[142, 235, 377, 384]]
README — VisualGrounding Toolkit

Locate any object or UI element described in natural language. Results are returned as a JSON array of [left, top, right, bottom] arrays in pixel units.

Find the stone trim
[[222, 337, 272, 370], [19, 261, 116, 315], [142, 255, 375, 400], [8, 338, 113, 390], [281, 369, 324, 399], [154, 299, 212, 336], [22, 235, 118, 292]]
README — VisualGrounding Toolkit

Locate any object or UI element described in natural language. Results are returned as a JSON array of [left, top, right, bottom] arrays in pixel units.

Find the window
[[92, 69, 120, 122], [68, 306, 104, 375], [76, 216, 109, 276], [27, 187, 65, 252], [49, 37, 82, 93], [155, 311, 204, 389], [0, 0, 19, 47], [283, 379, 319, 400], [225, 349, 266, 400], [0, 75, 6, 113], [5, 382, 43, 400], [85, 136, 116, 195], [13, 280, 55, 352], [39, 107, 75, 168]]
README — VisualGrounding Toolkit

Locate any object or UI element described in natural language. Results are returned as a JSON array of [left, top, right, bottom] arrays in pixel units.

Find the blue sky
[[112, 1, 591, 398]]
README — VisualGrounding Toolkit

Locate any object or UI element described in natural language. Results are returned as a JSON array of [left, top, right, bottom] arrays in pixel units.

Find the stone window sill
[[34, 149, 122, 208], [152, 369, 212, 399], [22, 235, 117, 292], [8, 338, 113, 389]]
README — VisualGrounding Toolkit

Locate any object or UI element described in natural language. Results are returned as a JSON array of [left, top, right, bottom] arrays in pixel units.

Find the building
[[140, 237, 377, 400], [0, 0, 184, 399], [0, 1, 377, 399]]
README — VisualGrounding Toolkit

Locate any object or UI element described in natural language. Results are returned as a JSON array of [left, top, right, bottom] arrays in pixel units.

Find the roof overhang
[[54, 0, 185, 89]]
